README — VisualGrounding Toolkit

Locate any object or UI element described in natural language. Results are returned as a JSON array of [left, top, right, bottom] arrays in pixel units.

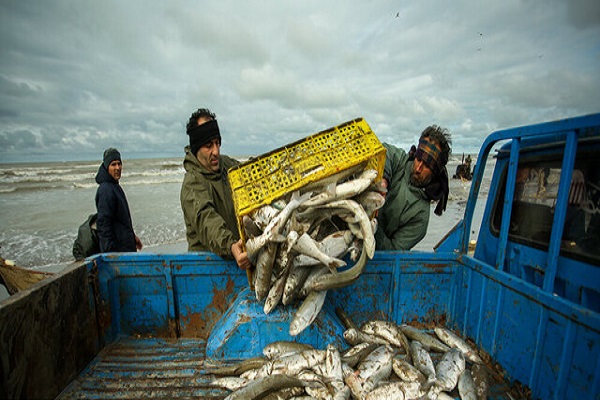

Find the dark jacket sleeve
[[180, 175, 238, 258]]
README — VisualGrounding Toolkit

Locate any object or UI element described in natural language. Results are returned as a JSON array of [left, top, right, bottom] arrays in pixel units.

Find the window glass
[[492, 152, 599, 265]]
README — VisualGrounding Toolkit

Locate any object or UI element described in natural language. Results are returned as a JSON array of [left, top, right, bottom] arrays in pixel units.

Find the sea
[[0, 155, 494, 273]]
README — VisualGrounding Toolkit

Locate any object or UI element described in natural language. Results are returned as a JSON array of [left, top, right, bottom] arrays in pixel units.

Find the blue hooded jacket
[[95, 165, 137, 252]]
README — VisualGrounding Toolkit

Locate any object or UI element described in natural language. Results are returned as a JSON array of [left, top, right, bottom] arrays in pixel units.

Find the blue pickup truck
[[1, 114, 598, 399]]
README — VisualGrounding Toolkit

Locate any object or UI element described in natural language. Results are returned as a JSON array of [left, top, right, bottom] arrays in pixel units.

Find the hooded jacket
[[375, 143, 431, 250], [180, 147, 240, 258], [95, 165, 137, 252]]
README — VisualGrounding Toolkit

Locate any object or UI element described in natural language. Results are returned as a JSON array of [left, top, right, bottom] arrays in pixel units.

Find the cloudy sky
[[1, 0, 599, 163]]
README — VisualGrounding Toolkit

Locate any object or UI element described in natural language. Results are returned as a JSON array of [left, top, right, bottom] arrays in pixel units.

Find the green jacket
[[375, 143, 431, 250], [180, 147, 240, 258]]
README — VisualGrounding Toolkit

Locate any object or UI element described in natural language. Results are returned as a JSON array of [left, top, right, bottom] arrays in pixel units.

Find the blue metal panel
[[205, 288, 347, 361], [455, 255, 600, 400]]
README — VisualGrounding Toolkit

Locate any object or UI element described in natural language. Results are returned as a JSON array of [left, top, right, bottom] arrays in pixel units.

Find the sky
[[1, 0, 599, 163]]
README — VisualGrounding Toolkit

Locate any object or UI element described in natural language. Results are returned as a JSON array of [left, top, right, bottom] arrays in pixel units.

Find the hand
[[135, 235, 143, 250], [231, 239, 252, 270]]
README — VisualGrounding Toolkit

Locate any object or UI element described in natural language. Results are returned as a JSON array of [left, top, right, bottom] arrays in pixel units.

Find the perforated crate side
[[228, 118, 386, 242]]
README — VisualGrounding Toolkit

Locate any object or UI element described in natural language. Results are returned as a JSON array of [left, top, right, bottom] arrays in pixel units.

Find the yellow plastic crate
[[228, 117, 386, 243]]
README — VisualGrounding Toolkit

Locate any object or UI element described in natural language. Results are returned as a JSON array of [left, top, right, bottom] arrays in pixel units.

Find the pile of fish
[[210, 321, 491, 399], [242, 166, 385, 336]]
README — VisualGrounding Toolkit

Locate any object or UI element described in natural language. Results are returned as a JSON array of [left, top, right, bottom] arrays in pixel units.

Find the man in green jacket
[[375, 125, 452, 250], [180, 108, 251, 270]]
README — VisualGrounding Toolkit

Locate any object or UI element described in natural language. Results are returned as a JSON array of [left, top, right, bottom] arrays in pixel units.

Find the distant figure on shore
[[376, 125, 452, 250], [453, 153, 473, 180], [95, 148, 143, 253], [179, 108, 251, 270]]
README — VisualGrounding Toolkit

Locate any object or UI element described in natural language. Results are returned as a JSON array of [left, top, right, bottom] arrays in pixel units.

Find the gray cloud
[[0, 0, 598, 163]]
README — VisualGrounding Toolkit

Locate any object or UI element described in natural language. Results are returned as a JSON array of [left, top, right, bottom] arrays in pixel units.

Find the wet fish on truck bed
[[212, 321, 502, 399]]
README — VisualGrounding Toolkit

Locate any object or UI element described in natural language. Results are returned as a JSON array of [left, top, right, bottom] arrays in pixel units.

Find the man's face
[[195, 116, 221, 173], [108, 160, 122, 181], [410, 138, 439, 187]]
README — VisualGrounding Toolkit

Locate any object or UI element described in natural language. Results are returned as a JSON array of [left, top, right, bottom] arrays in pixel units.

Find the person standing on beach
[[95, 148, 143, 253], [180, 108, 251, 270], [375, 125, 452, 250]]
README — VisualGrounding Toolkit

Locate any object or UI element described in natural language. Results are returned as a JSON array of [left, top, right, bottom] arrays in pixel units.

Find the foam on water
[[0, 156, 494, 269]]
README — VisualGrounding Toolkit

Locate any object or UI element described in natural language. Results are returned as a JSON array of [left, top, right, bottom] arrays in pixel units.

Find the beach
[[0, 155, 493, 273]]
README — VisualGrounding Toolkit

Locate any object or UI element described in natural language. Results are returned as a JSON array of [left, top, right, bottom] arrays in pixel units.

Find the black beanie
[[187, 119, 221, 156], [103, 148, 121, 169]]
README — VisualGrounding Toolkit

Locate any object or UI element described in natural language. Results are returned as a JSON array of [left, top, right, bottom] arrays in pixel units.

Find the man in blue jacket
[[95, 148, 143, 253]]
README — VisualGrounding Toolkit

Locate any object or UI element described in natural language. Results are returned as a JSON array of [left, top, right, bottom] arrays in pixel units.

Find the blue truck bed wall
[[0, 114, 598, 400]]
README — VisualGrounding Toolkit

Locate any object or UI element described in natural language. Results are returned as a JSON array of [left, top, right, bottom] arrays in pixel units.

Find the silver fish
[[434, 326, 483, 364], [254, 243, 278, 301], [242, 215, 263, 238], [393, 381, 429, 399], [293, 232, 346, 274], [301, 169, 378, 208], [355, 344, 394, 393], [314, 199, 375, 259], [289, 289, 328, 336], [246, 191, 311, 259], [300, 164, 366, 194], [263, 341, 314, 360], [260, 386, 306, 400], [333, 386, 351, 400], [435, 348, 465, 392], [270, 349, 327, 376], [282, 265, 312, 305], [458, 369, 478, 400], [323, 343, 345, 393], [343, 327, 391, 346], [391, 356, 426, 384], [344, 368, 367, 400], [209, 356, 267, 376], [360, 320, 406, 349], [401, 325, 451, 353], [354, 190, 386, 217], [292, 230, 354, 268], [250, 204, 280, 230], [304, 383, 334, 400], [210, 376, 250, 391], [264, 231, 299, 314], [410, 340, 437, 387], [223, 374, 307, 400], [364, 381, 406, 400], [341, 342, 379, 368], [309, 247, 368, 292], [436, 391, 456, 400], [298, 265, 330, 298]]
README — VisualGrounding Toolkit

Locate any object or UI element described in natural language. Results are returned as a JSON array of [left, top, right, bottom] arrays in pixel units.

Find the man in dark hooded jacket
[[375, 125, 452, 250], [180, 108, 251, 270], [95, 148, 143, 253]]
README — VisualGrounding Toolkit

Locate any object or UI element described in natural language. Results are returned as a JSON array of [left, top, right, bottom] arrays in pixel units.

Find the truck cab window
[[492, 153, 599, 266]]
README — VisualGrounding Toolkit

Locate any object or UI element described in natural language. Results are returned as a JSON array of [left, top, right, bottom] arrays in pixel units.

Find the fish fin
[[324, 182, 336, 197], [326, 258, 346, 274]]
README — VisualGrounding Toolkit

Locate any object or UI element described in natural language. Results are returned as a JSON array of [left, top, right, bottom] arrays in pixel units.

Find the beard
[[410, 171, 433, 188]]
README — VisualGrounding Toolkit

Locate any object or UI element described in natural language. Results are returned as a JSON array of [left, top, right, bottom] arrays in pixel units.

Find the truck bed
[[58, 337, 229, 399]]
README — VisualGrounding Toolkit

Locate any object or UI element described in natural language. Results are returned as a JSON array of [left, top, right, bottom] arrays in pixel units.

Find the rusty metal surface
[[57, 337, 228, 399]]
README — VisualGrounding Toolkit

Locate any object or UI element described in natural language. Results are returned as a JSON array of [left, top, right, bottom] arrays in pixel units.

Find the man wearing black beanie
[[95, 147, 143, 253], [180, 108, 250, 270]]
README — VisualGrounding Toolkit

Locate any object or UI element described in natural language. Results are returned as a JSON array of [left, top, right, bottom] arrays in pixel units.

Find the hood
[[95, 164, 118, 185]]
